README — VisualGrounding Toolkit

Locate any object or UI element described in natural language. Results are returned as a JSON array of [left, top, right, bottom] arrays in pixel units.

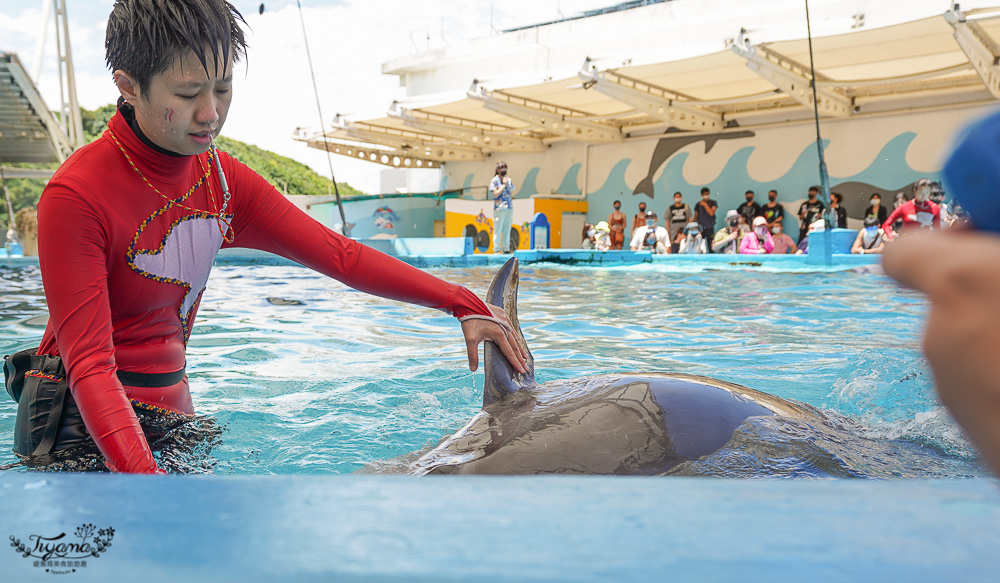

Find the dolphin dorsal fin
[[482, 257, 536, 407]]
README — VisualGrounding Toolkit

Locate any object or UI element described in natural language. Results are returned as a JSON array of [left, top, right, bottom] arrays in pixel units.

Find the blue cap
[[943, 109, 1000, 233]]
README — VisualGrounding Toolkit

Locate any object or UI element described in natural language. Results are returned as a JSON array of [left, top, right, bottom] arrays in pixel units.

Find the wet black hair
[[106, 0, 248, 98]]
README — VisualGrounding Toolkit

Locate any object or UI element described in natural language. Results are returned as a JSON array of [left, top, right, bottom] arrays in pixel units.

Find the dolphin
[[410, 257, 821, 476], [632, 129, 756, 199]]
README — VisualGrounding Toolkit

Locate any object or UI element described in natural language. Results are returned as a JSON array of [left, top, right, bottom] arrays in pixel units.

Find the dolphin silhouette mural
[[410, 257, 824, 476], [632, 130, 756, 199]]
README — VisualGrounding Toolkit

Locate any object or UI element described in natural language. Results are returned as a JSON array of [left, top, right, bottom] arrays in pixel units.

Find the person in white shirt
[[630, 211, 669, 253], [677, 221, 707, 254]]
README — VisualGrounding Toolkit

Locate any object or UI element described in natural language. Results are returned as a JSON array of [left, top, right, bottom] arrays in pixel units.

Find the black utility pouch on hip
[[3, 347, 88, 458]]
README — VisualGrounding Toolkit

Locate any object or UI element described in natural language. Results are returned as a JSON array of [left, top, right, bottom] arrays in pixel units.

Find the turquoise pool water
[[0, 262, 986, 477]]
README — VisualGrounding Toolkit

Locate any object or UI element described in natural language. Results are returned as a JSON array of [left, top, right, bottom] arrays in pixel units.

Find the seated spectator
[[740, 216, 775, 254], [795, 218, 826, 255], [581, 223, 597, 249], [851, 217, 886, 254], [630, 211, 669, 253], [594, 221, 612, 251], [677, 221, 707, 254], [712, 209, 744, 254], [770, 222, 796, 254]]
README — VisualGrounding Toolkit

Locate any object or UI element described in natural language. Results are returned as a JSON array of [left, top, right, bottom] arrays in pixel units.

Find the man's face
[[745, 193, 754, 202], [123, 48, 234, 155], [673, 195, 681, 205], [808, 189, 818, 200], [768, 191, 777, 202], [701, 192, 710, 200]]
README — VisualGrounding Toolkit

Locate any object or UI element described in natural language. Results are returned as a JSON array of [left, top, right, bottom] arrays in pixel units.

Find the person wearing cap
[[630, 210, 669, 253], [712, 209, 744, 254], [593, 221, 612, 251], [882, 178, 940, 240], [677, 221, 707, 254], [851, 217, 886, 254], [666, 191, 692, 253], [739, 216, 775, 254], [770, 221, 797, 254]]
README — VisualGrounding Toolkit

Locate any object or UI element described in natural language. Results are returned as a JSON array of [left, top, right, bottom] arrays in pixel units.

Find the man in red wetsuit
[[28, 0, 526, 473], [882, 178, 941, 240]]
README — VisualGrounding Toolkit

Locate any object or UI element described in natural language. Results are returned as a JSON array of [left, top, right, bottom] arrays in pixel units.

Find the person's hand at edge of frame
[[883, 227, 1000, 477]]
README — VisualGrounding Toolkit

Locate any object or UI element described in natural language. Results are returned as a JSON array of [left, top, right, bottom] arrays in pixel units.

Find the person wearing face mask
[[677, 221, 707, 254], [761, 189, 785, 229], [851, 217, 886, 254], [581, 223, 597, 249], [607, 200, 627, 250], [829, 192, 848, 229], [593, 221, 612, 251], [881, 178, 940, 240], [798, 186, 826, 244], [631, 201, 649, 239], [739, 216, 775, 254], [712, 209, 744, 254], [490, 161, 516, 253], [693, 187, 718, 251], [864, 192, 888, 225], [770, 222, 796, 254], [629, 210, 669, 253], [666, 192, 691, 253], [736, 190, 762, 224]]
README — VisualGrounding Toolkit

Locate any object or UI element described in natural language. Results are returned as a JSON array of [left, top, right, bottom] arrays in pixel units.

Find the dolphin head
[[482, 257, 537, 407]]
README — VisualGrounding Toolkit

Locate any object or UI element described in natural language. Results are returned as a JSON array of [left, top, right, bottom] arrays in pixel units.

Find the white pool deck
[[2, 473, 998, 582]]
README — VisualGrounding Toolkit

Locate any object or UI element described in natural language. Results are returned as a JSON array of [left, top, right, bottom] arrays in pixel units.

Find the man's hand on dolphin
[[460, 304, 528, 374]]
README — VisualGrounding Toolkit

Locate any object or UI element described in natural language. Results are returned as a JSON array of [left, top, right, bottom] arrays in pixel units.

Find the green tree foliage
[[3, 104, 364, 231]]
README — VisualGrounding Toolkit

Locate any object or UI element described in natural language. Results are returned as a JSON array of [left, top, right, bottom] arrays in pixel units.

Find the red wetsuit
[[36, 107, 493, 473], [882, 199, 940, 237]]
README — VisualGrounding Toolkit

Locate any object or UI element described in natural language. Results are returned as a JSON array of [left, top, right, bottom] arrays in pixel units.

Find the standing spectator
[[864, 192, 888, 225], [694, 187, 718, 251], [666, 192, 691, 253], [491, 161, 515, 254], [798, 186, 826, 243], [677, 222, 707, 254], [851, 217, 886, 254], [630, 210, 669, 253], [631, 201, 648, 240], [829, 192, 848, 228], [736, 190, 762, 223], [712, 209, 743, 254], [740, 216, 775, 254], [882, 178, 940, 240], [761, 189, 785, 229], [770, 221, 797, 254], [608, 200, 627, 250]]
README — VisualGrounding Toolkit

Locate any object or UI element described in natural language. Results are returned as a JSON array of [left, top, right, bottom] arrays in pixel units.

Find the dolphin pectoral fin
[[483, 257, 536, 408]]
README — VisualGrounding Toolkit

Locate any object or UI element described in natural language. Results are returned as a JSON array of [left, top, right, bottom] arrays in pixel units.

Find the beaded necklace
[[105, 125, 234, 242]]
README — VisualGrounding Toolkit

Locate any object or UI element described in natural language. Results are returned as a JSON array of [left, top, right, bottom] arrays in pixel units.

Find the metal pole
[[805, 0, 831, 211], [805, 0, 833, 263], [296, 0, 350, 236]]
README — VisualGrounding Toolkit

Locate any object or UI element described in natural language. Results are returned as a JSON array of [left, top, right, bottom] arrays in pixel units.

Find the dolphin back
[[482, 257, 536, 407]]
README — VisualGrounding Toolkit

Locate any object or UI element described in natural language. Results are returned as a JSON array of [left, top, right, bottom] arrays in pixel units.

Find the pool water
[[0, 262, 987, 477]]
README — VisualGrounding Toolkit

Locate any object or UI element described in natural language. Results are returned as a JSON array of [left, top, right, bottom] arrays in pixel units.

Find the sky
[[0, 0, 616, 193]]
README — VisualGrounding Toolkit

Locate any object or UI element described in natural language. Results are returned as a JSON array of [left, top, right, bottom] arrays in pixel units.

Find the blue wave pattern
[[586, 132, 942, 228], [0, 264, 985, 477]]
